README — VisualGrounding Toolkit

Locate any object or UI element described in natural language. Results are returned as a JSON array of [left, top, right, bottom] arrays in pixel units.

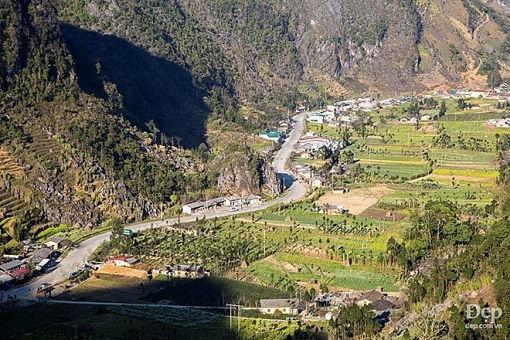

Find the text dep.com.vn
[[465, 304, 503, 329]]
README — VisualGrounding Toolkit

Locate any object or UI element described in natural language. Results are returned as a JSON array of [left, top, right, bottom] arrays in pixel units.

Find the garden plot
[[315, 186, 395, 215]]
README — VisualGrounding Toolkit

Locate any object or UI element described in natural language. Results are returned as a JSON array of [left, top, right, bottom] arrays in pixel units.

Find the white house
[[321, 110, 336, 121], [109, 256, 139, 267], [304, 112, 325, 123], [225, 195, 243, 207], [326, 105, 338, 112], [259, 298, 299, 315], [245, 194, 262, 205], [182, 202, 204, 215]]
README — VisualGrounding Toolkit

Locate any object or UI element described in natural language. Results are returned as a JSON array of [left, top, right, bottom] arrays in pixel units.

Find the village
[[0, 236, 71, 292], [1, 84, 509, 338]]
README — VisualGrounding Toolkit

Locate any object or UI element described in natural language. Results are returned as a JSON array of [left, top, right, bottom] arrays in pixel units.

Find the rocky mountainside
[[0, 0, 196, 245], [56, 0, 510, 108]]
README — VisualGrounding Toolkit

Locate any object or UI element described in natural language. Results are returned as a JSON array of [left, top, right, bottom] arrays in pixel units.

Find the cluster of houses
[[434, 85, 510, 100], [258, 288, 403, 324], [487, 117, 510, 128], [298, 85, 510, 131], [257, 118, 295, 142], [304, 109, 354, 128], [0, 236, 70, 289], [181, 194, 263, 215], [295, 133, 344, 160], [292, 163, 345, 191]]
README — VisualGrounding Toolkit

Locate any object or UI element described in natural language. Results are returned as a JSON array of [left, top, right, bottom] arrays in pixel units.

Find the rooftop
[[184, 202, 205, 209], [372, 299, 394, 311], [45, 235, 64, 244], [0, 259, 24, 272], [260, 298, 298, 309], [358, 290, 384, 303], [32, 247, 53, 264]]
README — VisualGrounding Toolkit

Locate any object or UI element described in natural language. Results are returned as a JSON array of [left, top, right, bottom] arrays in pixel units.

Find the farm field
[[66, 99, 506, 319], [109, 199, 404, 294], [278, 102, 505, 293], [245, 252, 399, 292], [376, 181, 494, 210]]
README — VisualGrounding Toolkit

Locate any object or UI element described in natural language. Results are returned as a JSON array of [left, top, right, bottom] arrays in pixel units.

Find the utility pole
[[263, 229, 266, 257]]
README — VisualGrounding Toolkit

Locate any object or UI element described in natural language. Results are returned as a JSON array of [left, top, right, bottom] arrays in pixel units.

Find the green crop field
[[245, 252, 398, 292], [357, 162, 429, 180], [439, 112, 503, 121]]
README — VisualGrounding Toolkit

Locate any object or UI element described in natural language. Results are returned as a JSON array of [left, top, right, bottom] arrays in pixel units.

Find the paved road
[[8, 114, 307, 300]]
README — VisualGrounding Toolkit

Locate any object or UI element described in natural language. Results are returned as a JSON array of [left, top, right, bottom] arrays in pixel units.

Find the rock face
[[213, 150, 282, 197], [173, 0, 422, 98], [46, 0, 510, 114], [284, 0, 423, 93], [214, 151, 260, 194], [261, 159, 284, 198]]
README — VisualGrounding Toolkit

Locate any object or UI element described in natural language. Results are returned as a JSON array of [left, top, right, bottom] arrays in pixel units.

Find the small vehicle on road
[[229, 207, 238, 212], [36, 283, 52, 293]]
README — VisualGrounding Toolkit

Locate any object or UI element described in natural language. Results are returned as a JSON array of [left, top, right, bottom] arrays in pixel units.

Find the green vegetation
[[101, 198, 401, 293], [0, 302, 314, 340], [3, 0, 510, 338], [247, 253, 398, 292]]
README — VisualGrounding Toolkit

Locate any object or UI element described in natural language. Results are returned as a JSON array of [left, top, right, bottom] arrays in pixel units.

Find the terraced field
[[0, 188, 29, 239], [0, 149, 24, 179]]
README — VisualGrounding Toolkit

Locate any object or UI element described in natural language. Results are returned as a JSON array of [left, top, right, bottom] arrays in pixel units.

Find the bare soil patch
[[96, 264, 148, 279], [465, 284, 497, 307], [316, 186, 395, 215], [57, 266, 167, 303]]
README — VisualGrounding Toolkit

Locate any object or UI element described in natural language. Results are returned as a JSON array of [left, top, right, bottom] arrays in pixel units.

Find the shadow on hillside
[[61, 24, 208, 148]]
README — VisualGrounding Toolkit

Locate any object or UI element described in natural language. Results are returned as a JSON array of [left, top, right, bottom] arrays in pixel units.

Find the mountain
[[2, 0, 510, 246], [57, 0, 510, 104]]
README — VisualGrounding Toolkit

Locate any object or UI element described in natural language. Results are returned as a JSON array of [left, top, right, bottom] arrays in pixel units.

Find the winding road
[[8, 114, 308, 300]]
